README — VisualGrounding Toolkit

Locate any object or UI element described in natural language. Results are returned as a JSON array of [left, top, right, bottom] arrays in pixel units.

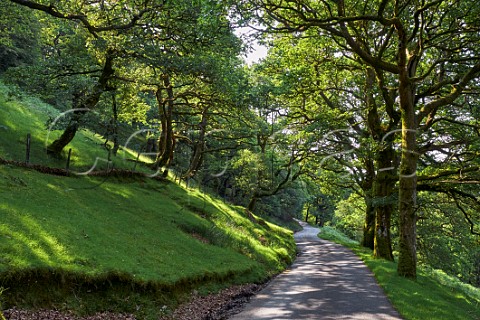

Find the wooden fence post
[[25, 133, 31, 164], [66, 148, 72, 176]]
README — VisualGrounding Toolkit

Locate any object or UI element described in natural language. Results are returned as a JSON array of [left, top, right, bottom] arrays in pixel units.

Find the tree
[[240, 70, 308, 212], [9, 0, 245, 162], [253, 30, 399, 259], [47, 49, 116, 155], [415, 191, 480, 285], [334, 193, 365, 242], [129, 1, 245, 177], [238, 0, 480, 278], [7, 0, 154, 155]]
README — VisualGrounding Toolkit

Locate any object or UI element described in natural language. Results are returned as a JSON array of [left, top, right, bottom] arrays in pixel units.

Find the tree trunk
[[362, 68, 379, 251], [305, 204, 310, 222], [373, 179, 394, 260], [47, 109, 84, 155], [153, 75, 175, 174], [362, 194, 375, 250], [373, 144, 395, 260], [397, 43, 419, 278], [373, 188, 394, 261], [183, 108, 209, 179], [247, 195, 257, 212], [362, 159, 375, 250], [397, 126, 418, 278], [111, 92, 119, 156], [47, 51, 115, 156]]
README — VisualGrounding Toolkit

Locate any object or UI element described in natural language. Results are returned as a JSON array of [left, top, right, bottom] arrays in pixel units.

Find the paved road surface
[[230, 221, 402, 319]]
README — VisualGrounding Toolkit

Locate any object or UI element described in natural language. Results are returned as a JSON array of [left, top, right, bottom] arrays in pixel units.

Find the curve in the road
[[230, 221, 403, 320]]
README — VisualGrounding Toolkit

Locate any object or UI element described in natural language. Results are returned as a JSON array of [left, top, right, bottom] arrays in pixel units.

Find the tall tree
[[9, 0, 243, 161], [8, 0, 157, 155], [127, 0, 244, 176], [237, 0, 480, 278], [254, 30, 400, 259], [47, 49, 115, 155]]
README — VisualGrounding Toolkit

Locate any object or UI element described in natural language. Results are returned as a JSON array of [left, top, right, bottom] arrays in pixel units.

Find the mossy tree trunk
[[397, 28, 419, 278], [47, 51, 115, 156], [111, 92, 119, 155], [362, 200, 375, 249], [397, 132, 418, 277], [364, 67, 399, 254], [305, 203, 311, 222], [362, 158, 376, 250], [47, 106, 85, 156], [247, 195, 257, 212]]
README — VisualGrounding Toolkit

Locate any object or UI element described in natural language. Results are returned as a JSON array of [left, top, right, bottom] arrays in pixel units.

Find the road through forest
[[230, 221, 403, 319]]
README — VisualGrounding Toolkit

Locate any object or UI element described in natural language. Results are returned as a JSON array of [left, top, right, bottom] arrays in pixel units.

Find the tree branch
[[9, 0, 160, 36], [417, 166, 480, 182], [418, 61, 480, 123]]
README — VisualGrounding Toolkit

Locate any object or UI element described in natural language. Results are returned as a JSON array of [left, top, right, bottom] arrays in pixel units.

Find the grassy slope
[[0, 83, 296, 318], [319, 226, 480, 320], [0, 82, 152, 172]]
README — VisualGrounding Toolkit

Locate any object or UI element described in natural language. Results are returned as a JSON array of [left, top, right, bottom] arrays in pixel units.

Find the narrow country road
[[230, 221, 403, 320]]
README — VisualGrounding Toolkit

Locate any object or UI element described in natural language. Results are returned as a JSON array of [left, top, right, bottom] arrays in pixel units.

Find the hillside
[[0, 83, 297, 318]]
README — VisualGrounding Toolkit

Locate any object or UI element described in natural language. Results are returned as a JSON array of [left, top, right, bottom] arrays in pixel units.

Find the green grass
[[319, 227, 480, 320], [0, 165, 295, 317], [0, 81, 153, 173], [317, 226, 359, 246], [0, 82, 296, 318]]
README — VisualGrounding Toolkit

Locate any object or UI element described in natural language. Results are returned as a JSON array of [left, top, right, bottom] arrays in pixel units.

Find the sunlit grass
[[319, 227, 480, 320], [0, 165, 295, 316], [318, 226, 359, 246], [0, 167, 290, 281]]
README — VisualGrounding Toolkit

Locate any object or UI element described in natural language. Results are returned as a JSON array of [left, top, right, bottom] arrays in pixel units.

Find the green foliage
[[332, 193, 364, 242], [3, 15, 96, 109], [231, 149, 266, 194], [417, 192, 480, 286], [0, 2, 41, 72]]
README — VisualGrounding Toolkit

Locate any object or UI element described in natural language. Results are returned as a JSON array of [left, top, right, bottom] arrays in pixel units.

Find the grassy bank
[[0, 82, 296, 318], [0, 82, 152, 173], [0, 165, 295, 318], [319, 226, 480, 320]]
